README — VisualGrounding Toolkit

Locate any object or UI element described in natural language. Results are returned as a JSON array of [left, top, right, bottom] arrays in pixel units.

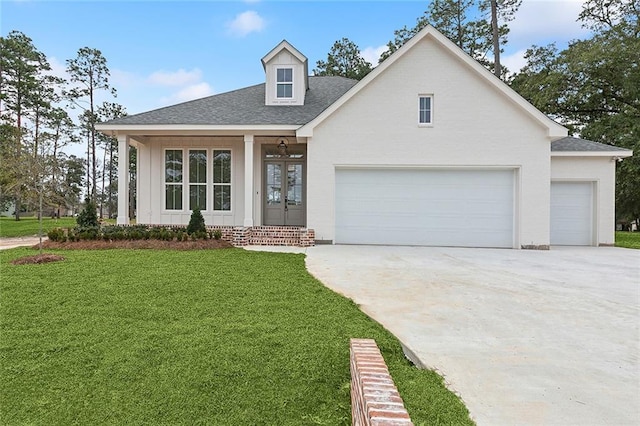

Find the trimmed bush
[[186, 208, 206, 235]]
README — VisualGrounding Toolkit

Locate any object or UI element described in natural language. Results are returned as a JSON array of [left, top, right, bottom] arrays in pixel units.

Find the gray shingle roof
[[104, 76, 358, 126], [551, 136, 631, 152]]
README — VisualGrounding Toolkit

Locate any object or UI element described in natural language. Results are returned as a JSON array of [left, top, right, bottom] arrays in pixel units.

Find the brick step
[[204, 226, 314, 247]]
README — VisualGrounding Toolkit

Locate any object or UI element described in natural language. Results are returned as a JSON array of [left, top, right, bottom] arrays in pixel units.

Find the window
[[419, 95, 432, 125], [276, 68, 293, 98], [165, 149, 183, 210], [189, 150, 207, 210], [213, 150, 231, 211]]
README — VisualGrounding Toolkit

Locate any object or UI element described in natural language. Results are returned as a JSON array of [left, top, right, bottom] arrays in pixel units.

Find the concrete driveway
[[305, 245, 640, 425]]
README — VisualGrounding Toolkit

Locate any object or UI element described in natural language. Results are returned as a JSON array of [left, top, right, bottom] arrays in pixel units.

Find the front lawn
[[0, 216, 77, 238], [0, 248, 472, 425], [615, 231, 640, 249]]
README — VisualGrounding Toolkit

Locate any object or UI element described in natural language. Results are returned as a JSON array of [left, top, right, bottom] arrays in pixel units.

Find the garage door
[[335, 168, 515, 248], [550, 182, 594, 246]]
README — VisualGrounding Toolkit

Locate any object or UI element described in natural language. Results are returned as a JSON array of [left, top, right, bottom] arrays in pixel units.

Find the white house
[[96, 26, 632, 249]]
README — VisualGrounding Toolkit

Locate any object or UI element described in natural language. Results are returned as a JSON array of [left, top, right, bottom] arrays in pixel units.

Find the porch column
[[243, 134, 254, 227], [117, 134, 130, 225]]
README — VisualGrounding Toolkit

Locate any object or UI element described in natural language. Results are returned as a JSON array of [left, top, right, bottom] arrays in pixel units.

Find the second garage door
[[550, 181, 594, 246], [335, 168, 515, 248]]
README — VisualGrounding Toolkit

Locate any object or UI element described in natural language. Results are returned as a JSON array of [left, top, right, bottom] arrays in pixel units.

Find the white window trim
[[276, 67, 294, 99], [163, 148, 185, 212], [418, 94, 434, 127], [212, 148, 233, 213]]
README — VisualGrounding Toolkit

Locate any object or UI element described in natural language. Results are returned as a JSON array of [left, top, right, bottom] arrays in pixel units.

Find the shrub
[[213, 229, 222, 240], [47, 228, 64, 242], [76, 198, 99, 228], [186, 208, 206, 235], [77, 227, 99, 240]]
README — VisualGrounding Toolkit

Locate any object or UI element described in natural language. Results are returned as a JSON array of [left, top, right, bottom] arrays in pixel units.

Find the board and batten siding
[[307, 35, 552, 247], [138, 136, 246, 226]]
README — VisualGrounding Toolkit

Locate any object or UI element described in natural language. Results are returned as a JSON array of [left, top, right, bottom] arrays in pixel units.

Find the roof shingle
[[551, 136, 631, 152], [104, 76, 357, 126]]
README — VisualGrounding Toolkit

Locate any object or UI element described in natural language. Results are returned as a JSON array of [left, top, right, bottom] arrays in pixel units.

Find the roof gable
[[261, 40, 308, 69], [297, 25, 568, 139]]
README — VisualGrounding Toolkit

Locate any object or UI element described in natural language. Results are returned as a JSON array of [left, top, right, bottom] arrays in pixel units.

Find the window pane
[[214, 185, 231, 211], [287, 164, 303, 206], [166, 184, 182, 210], [277, 83, 292, 98], [277, 68, 292, 82], [165, 150, 183, 183], [420, 97, 431, 110], [266, 163, 282, 205], [419, 96, 432, 124], [190, 185, 206, 210], [189, 150, 207, 183], [213, 150, 231, 183]]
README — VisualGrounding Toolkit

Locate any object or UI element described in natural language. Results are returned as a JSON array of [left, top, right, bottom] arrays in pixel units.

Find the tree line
[[314, 0, 639, 229], [0, 31, 128, 221]]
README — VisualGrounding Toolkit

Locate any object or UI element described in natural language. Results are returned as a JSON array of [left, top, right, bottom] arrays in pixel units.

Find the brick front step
[[206, 226, 315, 247]]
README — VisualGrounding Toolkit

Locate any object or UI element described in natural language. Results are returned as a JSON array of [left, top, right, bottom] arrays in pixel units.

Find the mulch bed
[[10, 239, 233, 265], [36, 239, 234, 251], [11, 253, 66, 265]]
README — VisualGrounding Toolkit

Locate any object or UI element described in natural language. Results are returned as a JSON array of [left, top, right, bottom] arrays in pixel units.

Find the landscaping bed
[[37, 238, 232, 250]]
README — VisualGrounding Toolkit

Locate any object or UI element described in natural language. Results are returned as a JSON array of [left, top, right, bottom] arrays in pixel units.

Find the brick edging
[[350, 338, 413, 425]]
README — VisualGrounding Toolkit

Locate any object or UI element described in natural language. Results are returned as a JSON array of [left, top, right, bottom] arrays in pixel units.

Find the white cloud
[[226, 10, 265, 37], [47, 56, 68, 79], [148, 68, 203, 86], [162, 82, 214, 105], [361, 45, 387, 66], [501, 48, 528, 74], [111, 69, 139, 88], [510, 0, 590, 44]]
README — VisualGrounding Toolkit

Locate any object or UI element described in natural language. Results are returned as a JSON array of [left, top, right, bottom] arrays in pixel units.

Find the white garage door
[[335, 168, 515, 248], [550, 182, 594, 246]]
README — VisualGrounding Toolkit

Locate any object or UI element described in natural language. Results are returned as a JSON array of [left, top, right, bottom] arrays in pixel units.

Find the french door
[[264, 161, 305, 226]]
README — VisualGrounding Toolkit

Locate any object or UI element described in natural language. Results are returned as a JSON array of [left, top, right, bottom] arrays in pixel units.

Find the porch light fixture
[[277, 137, 289, 156]]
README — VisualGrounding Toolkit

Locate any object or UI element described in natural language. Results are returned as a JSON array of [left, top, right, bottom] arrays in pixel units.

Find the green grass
[[0, 216, 77, 238], [615, 231, 640, 249], [0, 248, 472, 425]]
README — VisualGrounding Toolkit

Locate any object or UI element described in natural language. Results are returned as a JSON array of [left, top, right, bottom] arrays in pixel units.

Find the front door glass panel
[[266, 163, 282, 205], [287, 164, 303, 206]]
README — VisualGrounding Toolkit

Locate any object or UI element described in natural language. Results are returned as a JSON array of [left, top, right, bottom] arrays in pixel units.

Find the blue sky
[[2, 0, 590, 119]]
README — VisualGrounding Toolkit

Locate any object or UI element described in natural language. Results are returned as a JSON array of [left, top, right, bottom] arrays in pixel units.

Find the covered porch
[[113, 129, 314, 246]]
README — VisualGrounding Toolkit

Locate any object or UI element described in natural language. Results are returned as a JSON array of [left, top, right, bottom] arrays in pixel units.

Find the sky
[[1, 0, 591, 154]]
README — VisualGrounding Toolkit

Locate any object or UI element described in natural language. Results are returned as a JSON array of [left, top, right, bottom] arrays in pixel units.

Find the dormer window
[[262, 41, 308, 105], [276, 68, 293, 98]]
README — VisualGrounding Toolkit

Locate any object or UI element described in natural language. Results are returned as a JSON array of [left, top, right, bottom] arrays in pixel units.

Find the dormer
[[261, 40, 308, 106]]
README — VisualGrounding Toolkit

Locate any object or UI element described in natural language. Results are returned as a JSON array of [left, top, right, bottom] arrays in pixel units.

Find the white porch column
[[243, 134, 254, 227], [117, 134, 130, 225]]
